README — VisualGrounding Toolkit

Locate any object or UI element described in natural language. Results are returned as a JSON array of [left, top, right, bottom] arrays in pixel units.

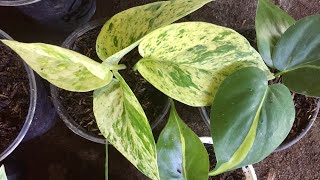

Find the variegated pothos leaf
[[209, 67, 294, 175], [96, 0, 213, 64], [0, 165, 7, 180], [135, 22, 273, 106], [93, 72, 159, 180], [1, 40, 112, 92]]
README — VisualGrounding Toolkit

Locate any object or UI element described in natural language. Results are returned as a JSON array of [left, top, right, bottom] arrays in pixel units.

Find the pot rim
[[0, 0, 40, 6], [51, 19, 171, 144], [199, 137, 257, 180], [198, 97, 320, 152], [0, 29, 37, 161]]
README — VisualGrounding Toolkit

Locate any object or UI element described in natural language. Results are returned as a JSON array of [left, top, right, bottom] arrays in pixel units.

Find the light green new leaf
[[1, 40, 112, 92], [209, 67, 294, 176], [256, 0, 295, 68], [0, 165, 7, 180], [93, 72, 159, 180], [136, 22, 272, 106], [157, 101, 209, 180], [272, 15, 320, 96], [96, 0, 213, 64]]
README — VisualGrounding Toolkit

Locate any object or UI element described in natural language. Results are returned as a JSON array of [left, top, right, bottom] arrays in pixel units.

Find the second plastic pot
[[51, 19, 171, 144]]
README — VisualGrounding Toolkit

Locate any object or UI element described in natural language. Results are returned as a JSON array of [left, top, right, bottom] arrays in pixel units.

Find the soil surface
[[255, 118, 320, 180], [0, 41, 29, 153], [58, 26, 168, 137]]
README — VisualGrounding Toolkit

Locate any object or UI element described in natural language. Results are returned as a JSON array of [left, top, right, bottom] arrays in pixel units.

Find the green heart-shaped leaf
[[93, 72, 159, 180], [209, 67, 294, 176], [0, 165, 7, 180], [135, 22, 272, 106], [96, 0, 212, 64], [255, 0, 295, 68], [1, 40, 112, 92], [272, 15, 320, 96], [157, 101, 209, 180]]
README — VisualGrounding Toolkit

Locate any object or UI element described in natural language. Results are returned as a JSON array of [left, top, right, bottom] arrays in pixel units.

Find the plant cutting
[[195, 0, 320, 176], [0, 1, 273, 179], [200, 0, 320, 152]]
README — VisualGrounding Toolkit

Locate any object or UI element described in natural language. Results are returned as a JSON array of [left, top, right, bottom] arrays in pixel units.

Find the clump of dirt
[[0, 41, 29, 153], [58, 26, 168, 137]]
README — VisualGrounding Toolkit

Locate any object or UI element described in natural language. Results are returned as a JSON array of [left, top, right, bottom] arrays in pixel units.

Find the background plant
[[205, 0, 320, 175]]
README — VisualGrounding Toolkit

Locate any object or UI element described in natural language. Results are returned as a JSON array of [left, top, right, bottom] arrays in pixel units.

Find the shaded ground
[[0, 0, 319, 179]]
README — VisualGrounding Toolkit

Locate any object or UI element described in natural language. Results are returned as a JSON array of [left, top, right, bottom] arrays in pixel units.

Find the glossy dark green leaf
[[255, 0, 295, 68], [272, 15, 320, 96], [209, 67, 294, 176], [157, 101, 209, 180]]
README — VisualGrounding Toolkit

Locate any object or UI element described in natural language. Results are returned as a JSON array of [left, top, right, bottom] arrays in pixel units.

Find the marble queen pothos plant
[[0, 0, 294, 179]]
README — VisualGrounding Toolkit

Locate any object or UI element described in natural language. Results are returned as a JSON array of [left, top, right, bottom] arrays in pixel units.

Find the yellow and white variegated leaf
[[96, 0, 213, 63], [1, 40, 112, 92], [93, 72, 159, 180], [135, 22, 273, 106], [0, 165, 7, 180]]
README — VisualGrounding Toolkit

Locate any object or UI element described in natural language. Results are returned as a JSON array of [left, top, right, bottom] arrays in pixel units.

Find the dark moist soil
[[0, 41, 29, 153], [58, 26, 167, 137], [204, 144, 246, 180]]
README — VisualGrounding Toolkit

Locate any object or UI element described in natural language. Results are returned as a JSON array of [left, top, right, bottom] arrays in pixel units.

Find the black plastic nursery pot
[[199, 95, 320, 152], [0, 30, 56, 162], [51, 19, 171, 144], [0, 0, 39, 6], [17, 0, 96, 32]]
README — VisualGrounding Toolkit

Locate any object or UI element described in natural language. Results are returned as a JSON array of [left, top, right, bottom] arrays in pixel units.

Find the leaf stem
[[105, 143, 108, 180], [109, 64, 127, 71], [274, 71, 286, 77]]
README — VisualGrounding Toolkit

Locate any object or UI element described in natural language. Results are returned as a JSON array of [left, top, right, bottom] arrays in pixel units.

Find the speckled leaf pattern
[[1, 40, 112, 92], [157, 101, 209, 180], [272, 15, 320, 96], [209, 67, 294, 176], [256, 0, 295, 67], [93, 72, 159, 180], [0, 166, 7, 180], [96, 0, 213, 63], [136, 22, 272, 106]]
